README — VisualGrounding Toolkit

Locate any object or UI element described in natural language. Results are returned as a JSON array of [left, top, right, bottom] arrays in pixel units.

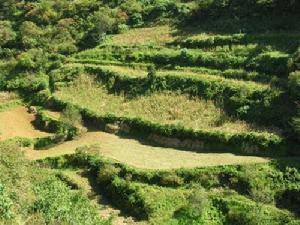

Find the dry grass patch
[[54, 74, 277, 134], [100, 65, 148, 78], [44, 110, 62, 120], [107, 25, 176, 46], [0, 92, 19, 104], [25, 131, 269, 169]]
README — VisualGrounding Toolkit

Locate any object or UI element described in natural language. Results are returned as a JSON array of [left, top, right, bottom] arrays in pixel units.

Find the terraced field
[[54, 73, 279, 135], [1, 1, 299, 225], [26, 131, 269, 169]]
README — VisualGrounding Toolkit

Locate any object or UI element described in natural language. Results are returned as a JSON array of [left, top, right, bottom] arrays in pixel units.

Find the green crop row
[[2, 136, 58, 150]]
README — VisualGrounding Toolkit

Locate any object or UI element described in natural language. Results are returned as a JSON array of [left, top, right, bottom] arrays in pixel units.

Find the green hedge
[[33, 108, 80, 141], [175, 33, 300, 51], [74, 46, 290, 75]]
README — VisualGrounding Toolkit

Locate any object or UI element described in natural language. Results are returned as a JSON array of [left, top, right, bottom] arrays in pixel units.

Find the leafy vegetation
[[0, 142, 110, 225], [0, 0, 300, 224], [40, 148, 300, 225]]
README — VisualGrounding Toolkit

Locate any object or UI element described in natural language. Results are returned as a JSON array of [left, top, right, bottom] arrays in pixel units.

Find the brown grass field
[[107, 25, 175, 46]]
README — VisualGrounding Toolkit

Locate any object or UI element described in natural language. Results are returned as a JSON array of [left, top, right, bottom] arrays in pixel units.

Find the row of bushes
[[75, 45, 290, 75], [70, 58, 276, 84], [47, 96, 289, 156], [174, 33, 300, 51]]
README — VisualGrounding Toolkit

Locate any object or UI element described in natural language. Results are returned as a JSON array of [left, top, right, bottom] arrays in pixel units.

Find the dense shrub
[[33, 178, 109, 225], [97, 164, 121, 184], [60, 104, 82, 128], [0, 21, 16, 47]]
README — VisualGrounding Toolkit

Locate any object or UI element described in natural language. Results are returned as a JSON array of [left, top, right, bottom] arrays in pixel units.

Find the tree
[[0, 21, 16, 47], [80, 8, 117, 48], [19, 21, 43, 49], [25, 0, 58, 25]]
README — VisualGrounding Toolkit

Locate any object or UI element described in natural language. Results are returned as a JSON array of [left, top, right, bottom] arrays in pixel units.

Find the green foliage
[[97, 164, 121, 184], [0, 184, 13, 221], [60, 104, 82, 127], [33, 178, 109, 225], [34, 108, 81, 141], [160, 173, 184, 187], [40, 152, 300, 225], [288, 48, 300, 72], [0, 142, 110, 225], [76, 45, 290, 75], [19, 21, 42, 48], [187, 0, 300, 32], [0, 21, 16, 47]]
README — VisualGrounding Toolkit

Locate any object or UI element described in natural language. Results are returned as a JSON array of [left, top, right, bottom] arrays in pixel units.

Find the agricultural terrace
[[54, 74, 280, 135]]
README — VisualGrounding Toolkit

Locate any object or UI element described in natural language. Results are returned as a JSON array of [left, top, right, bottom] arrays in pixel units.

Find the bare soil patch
[[0, 106, 50, 141]]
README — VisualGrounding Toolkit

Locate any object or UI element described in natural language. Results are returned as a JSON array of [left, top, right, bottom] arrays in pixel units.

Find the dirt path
[[0, 106, 50, 141], [26, 131, 269, 169]]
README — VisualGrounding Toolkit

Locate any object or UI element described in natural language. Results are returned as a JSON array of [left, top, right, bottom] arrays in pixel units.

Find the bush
[[0, 21, 16, 47], [160, 173, 184, 187], [174, 189, 210, 223], [97, 164, 121, 184], [288, 48, 300, 72], [60, 104, 82, 127]]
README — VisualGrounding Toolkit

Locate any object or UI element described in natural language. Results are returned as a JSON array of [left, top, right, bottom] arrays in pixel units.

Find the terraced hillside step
[[85, 64, 275, 87], [173, 33, 300, 50], [25, 131, 269, 169], [67, 60, 275, 83], [68, 64, 288, 128], [73, 45, 290, 75]]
